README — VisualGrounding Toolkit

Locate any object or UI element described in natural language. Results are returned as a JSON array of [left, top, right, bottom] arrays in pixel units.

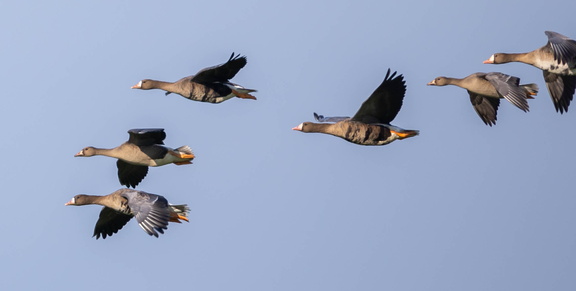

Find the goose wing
[[123, 190, 171, 237], [93, 207, 133, 239], [484, 72, 529, 112], [192, 53, 247, 84], [351, 69, 406, 124]]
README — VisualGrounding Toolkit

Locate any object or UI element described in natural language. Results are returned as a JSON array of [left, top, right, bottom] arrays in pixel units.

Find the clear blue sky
[[1, 0, 575, 290]]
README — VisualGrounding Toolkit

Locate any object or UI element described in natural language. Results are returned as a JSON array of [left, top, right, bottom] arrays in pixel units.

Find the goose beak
[[74, 150, 83, 157], [483, 55, 495, 64], [426, 80, 436, 85], [292, 126, 301, 131], [131, 80, 142, 89], [65, 198, 75, 206]]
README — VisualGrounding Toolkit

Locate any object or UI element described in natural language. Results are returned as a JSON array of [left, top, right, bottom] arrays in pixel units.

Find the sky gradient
[[1, 0, 575, 290]]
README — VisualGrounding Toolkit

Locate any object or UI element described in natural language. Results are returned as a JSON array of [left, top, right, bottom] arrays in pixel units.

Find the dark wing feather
[[543, 71, 576, 113], [127, 128, 166, 146], [139, 145, 169, 160], [93, 207, 133, 239], [545, 31, 576, 66], [313, 112, 350, 123], [116, 160, 148, 188], [191, 53, 247, 84], [469, 92, 500, 126], [484, 72, 529, 112], [122, 191, 170, 237], [351, 69, 407, 124]]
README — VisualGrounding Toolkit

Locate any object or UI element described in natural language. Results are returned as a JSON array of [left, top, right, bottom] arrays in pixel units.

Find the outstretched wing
[[468, 92, 500, 126], [543, 71, 576, 113], [127, 128, 166, 146], [484, 72, 529, 112], [117, 160, 149, 188], [545, 31, 576, 66], [93, 207, 133, 239], [352, 69, 407, 124], [191, 53, 248, 84], [313, 112, 350, 123], [123, 190, 171, 237]]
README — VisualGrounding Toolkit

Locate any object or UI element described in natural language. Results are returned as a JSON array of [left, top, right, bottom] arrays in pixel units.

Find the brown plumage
[[75, 128, 194, 188], [65, 188, 190, 239], [484, 31, 576, 113], [292, 69, 418, 146], [132, 52, 257, 103], [427, 72, 538, 126]]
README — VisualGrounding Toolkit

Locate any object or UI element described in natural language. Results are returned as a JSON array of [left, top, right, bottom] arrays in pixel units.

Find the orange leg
[[169, 151, 195, 159], [179, 153, 195, 159], [169, 214, 190, 223], [231, 89, 257, 100], [390, 130, 418, 139]]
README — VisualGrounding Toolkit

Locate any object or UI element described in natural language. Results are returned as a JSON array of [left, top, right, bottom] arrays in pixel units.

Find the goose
[[132, 52, 256, 103], [484, 31, 576, 113], [75, 128, 194, 188], [427, 72, 538, 126], [65, 188, 189, 239], [292, 69, 419, 146]]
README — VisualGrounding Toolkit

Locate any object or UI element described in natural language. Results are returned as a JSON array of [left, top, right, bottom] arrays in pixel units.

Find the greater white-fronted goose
[[484, 31, 576, 113], [65, 188, 189, 239], [75, 128, 194, 188], [427, 72, 538, 126], [292, 69, 419, 146], [131, 52, 257, 103]]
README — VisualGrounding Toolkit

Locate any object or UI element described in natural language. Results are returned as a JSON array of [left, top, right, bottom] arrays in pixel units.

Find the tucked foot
[[391, 129, 419, 139], [169, 214, 190, 223], [179, 153, 195, 159], [174, 161, 193, 165], [232, 89, 257, 100], [168, 151, 195, 159], [177, 215, 189, 222]]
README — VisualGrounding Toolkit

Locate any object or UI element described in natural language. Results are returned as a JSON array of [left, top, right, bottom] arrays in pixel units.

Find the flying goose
[[65, 188, 189, 239], [75, 128, 194, 188], [132, 52, 256, 103], [292, 69, 419, 146], [484, 31, 576, 113], [427, 72, 538, 126]]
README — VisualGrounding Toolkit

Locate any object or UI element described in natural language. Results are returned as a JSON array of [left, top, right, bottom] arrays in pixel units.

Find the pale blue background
[[1, 0, 575, 290]]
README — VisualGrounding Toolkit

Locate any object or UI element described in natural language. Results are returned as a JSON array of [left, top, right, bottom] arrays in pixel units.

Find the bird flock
[[429, 31, 576, 126], [66, 31, 576, 239]]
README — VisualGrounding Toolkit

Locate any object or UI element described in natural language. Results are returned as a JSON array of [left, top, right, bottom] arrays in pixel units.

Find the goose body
[[65, 188, 189, 239], [132, 52, 257, 103], [427, 72, 538, 126], [75, 128, 194, 188], [484, 31, 576, 113], [293, 69, 419, 146], [293, 120, 412, 146]]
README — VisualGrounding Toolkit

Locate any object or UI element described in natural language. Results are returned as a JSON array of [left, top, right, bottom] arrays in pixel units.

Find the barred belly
[[338, 122, 397, 146], [189, 85, 233, 103]]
